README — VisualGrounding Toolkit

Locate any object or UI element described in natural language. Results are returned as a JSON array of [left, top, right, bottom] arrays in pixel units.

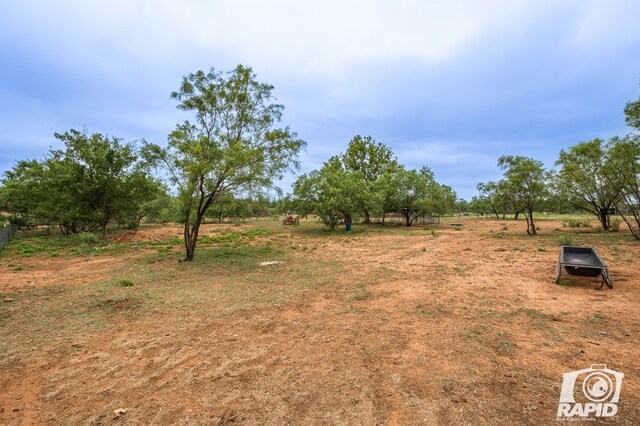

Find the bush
[[562, 218, 592, 228], [78, 232, 98, 244], [118, 279, 134, 287], [558, 234, 572, 246], [610, 217, 621, 232]]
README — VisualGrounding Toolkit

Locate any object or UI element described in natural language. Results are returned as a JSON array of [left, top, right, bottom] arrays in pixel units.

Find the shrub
[[558, 234, 572, 246], [118, 279, 134, 287], [562, 219, 592, 228], [78, 232, 98, 244], [609, 217, 621, 232]]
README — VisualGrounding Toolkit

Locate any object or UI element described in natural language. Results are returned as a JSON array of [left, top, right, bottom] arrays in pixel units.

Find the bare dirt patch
[[0, 219, 638, 424]]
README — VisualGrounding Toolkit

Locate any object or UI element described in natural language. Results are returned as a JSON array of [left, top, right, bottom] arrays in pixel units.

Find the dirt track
[[0, 220, 638, 425]]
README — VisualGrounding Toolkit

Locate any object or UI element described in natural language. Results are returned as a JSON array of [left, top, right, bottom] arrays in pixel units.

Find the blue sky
[[1, 1, 640, 199]]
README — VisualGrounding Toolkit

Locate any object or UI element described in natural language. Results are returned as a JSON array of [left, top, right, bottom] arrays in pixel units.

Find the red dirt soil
[[0, 220, 638, 425]]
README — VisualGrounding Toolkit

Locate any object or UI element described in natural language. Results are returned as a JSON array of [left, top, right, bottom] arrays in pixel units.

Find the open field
[[0, 218, 638, 425]]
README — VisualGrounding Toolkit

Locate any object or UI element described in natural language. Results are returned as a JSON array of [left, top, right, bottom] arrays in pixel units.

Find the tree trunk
[[597, 207, 609, 231], [363, 211, 371, 224], [100, 221, 108, 240], [382, 213, 385, 225], [514, 211, 520, 220], [404, 213, 411, 227], [526, 209, 537, 236], [183, 217, 202, 262], [184, 234, 197, 261]]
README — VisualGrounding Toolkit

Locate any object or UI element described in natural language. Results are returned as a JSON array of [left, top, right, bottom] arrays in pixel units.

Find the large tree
[[292, 156, 373, 230], [0, 160, 44, 228], [341, 135, 398, 223], [602, 135, 640, 239], [2, 129, 155, 238], [380, 167, 452, 227], [476, 181, 511, 219], [555, 139, 620, 230], [145, 65, 305, 261], [52, 129, 153, 239], [497, 155, 550, 236], [624, 95, 640, 131]]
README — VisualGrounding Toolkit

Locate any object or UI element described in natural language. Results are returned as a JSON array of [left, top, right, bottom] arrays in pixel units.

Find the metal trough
[[555, 246, 612, 289]]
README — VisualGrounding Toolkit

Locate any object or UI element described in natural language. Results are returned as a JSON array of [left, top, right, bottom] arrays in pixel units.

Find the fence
[[371, 213, 440, 225], [0, 222, 18, 251]]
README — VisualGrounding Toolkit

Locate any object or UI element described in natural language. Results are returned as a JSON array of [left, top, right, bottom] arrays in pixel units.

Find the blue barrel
[[345, 222, 352, 232]]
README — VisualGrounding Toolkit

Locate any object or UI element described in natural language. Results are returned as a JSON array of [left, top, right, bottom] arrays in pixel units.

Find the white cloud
[[2, 0, 640, 198]]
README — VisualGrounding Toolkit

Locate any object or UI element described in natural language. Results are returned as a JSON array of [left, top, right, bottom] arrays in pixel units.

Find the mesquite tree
[[380, 166, 453, 227], [556, 139, 620, 230], [603, 135, 640, 239], [497, 155, 550, 236], [341, 135, 398, 223], [292, 156, 374, 230], [145, 65, 304, 261]]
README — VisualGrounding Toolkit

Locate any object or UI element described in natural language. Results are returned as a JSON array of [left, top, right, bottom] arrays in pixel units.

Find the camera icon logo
[[557, 364, 623, 418]]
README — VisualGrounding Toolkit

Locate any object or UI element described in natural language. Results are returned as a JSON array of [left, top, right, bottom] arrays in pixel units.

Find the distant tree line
[[471, 92, 640, 238], [2, 65, 640, 262]]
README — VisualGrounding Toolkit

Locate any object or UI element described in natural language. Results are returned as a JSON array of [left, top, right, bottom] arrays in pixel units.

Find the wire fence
[[371, 214, 440, 225], [0, 221, 18, 252]]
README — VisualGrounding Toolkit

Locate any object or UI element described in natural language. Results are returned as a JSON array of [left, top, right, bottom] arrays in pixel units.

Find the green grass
[[557, 234, 572, 246]]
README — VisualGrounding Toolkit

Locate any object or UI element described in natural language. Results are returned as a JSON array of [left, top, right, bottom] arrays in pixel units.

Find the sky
[[1, 1, 640, 200]]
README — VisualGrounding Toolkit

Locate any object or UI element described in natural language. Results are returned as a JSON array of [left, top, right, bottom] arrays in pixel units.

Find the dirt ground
[[0, 219, 638, 425]]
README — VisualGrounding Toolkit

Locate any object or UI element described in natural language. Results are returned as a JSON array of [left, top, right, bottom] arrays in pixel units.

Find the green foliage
[[205, 194, 254, 223], [117, 177, 170, 228], [555, 139, 619, 230], [497, 155, 551, 235], [558, 234, 573, 246], [118, 279, 134, 287], [609, 217, 621, 232], [602, 134, 640, 239], [342, 135, 399, 183], [341, 135, 399, 223], [144, 65, 304, 260], [78, 232, 99, 245], [1, 129, 160, 239], [292, 157, 374, 230], [624, 96, 640, 131], [198, 228, 270, 245], [380, 166, 455, 226], [475, 181, 512, 219]]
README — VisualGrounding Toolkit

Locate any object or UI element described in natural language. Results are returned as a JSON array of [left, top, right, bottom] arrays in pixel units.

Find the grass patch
[[558, 234, 572, 246], [562, 219, 592, 228], [198, 228, 271, 246]]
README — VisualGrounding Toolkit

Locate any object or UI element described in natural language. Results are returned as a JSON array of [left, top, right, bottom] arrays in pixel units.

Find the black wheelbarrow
[[555, 246, 613, 289]]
